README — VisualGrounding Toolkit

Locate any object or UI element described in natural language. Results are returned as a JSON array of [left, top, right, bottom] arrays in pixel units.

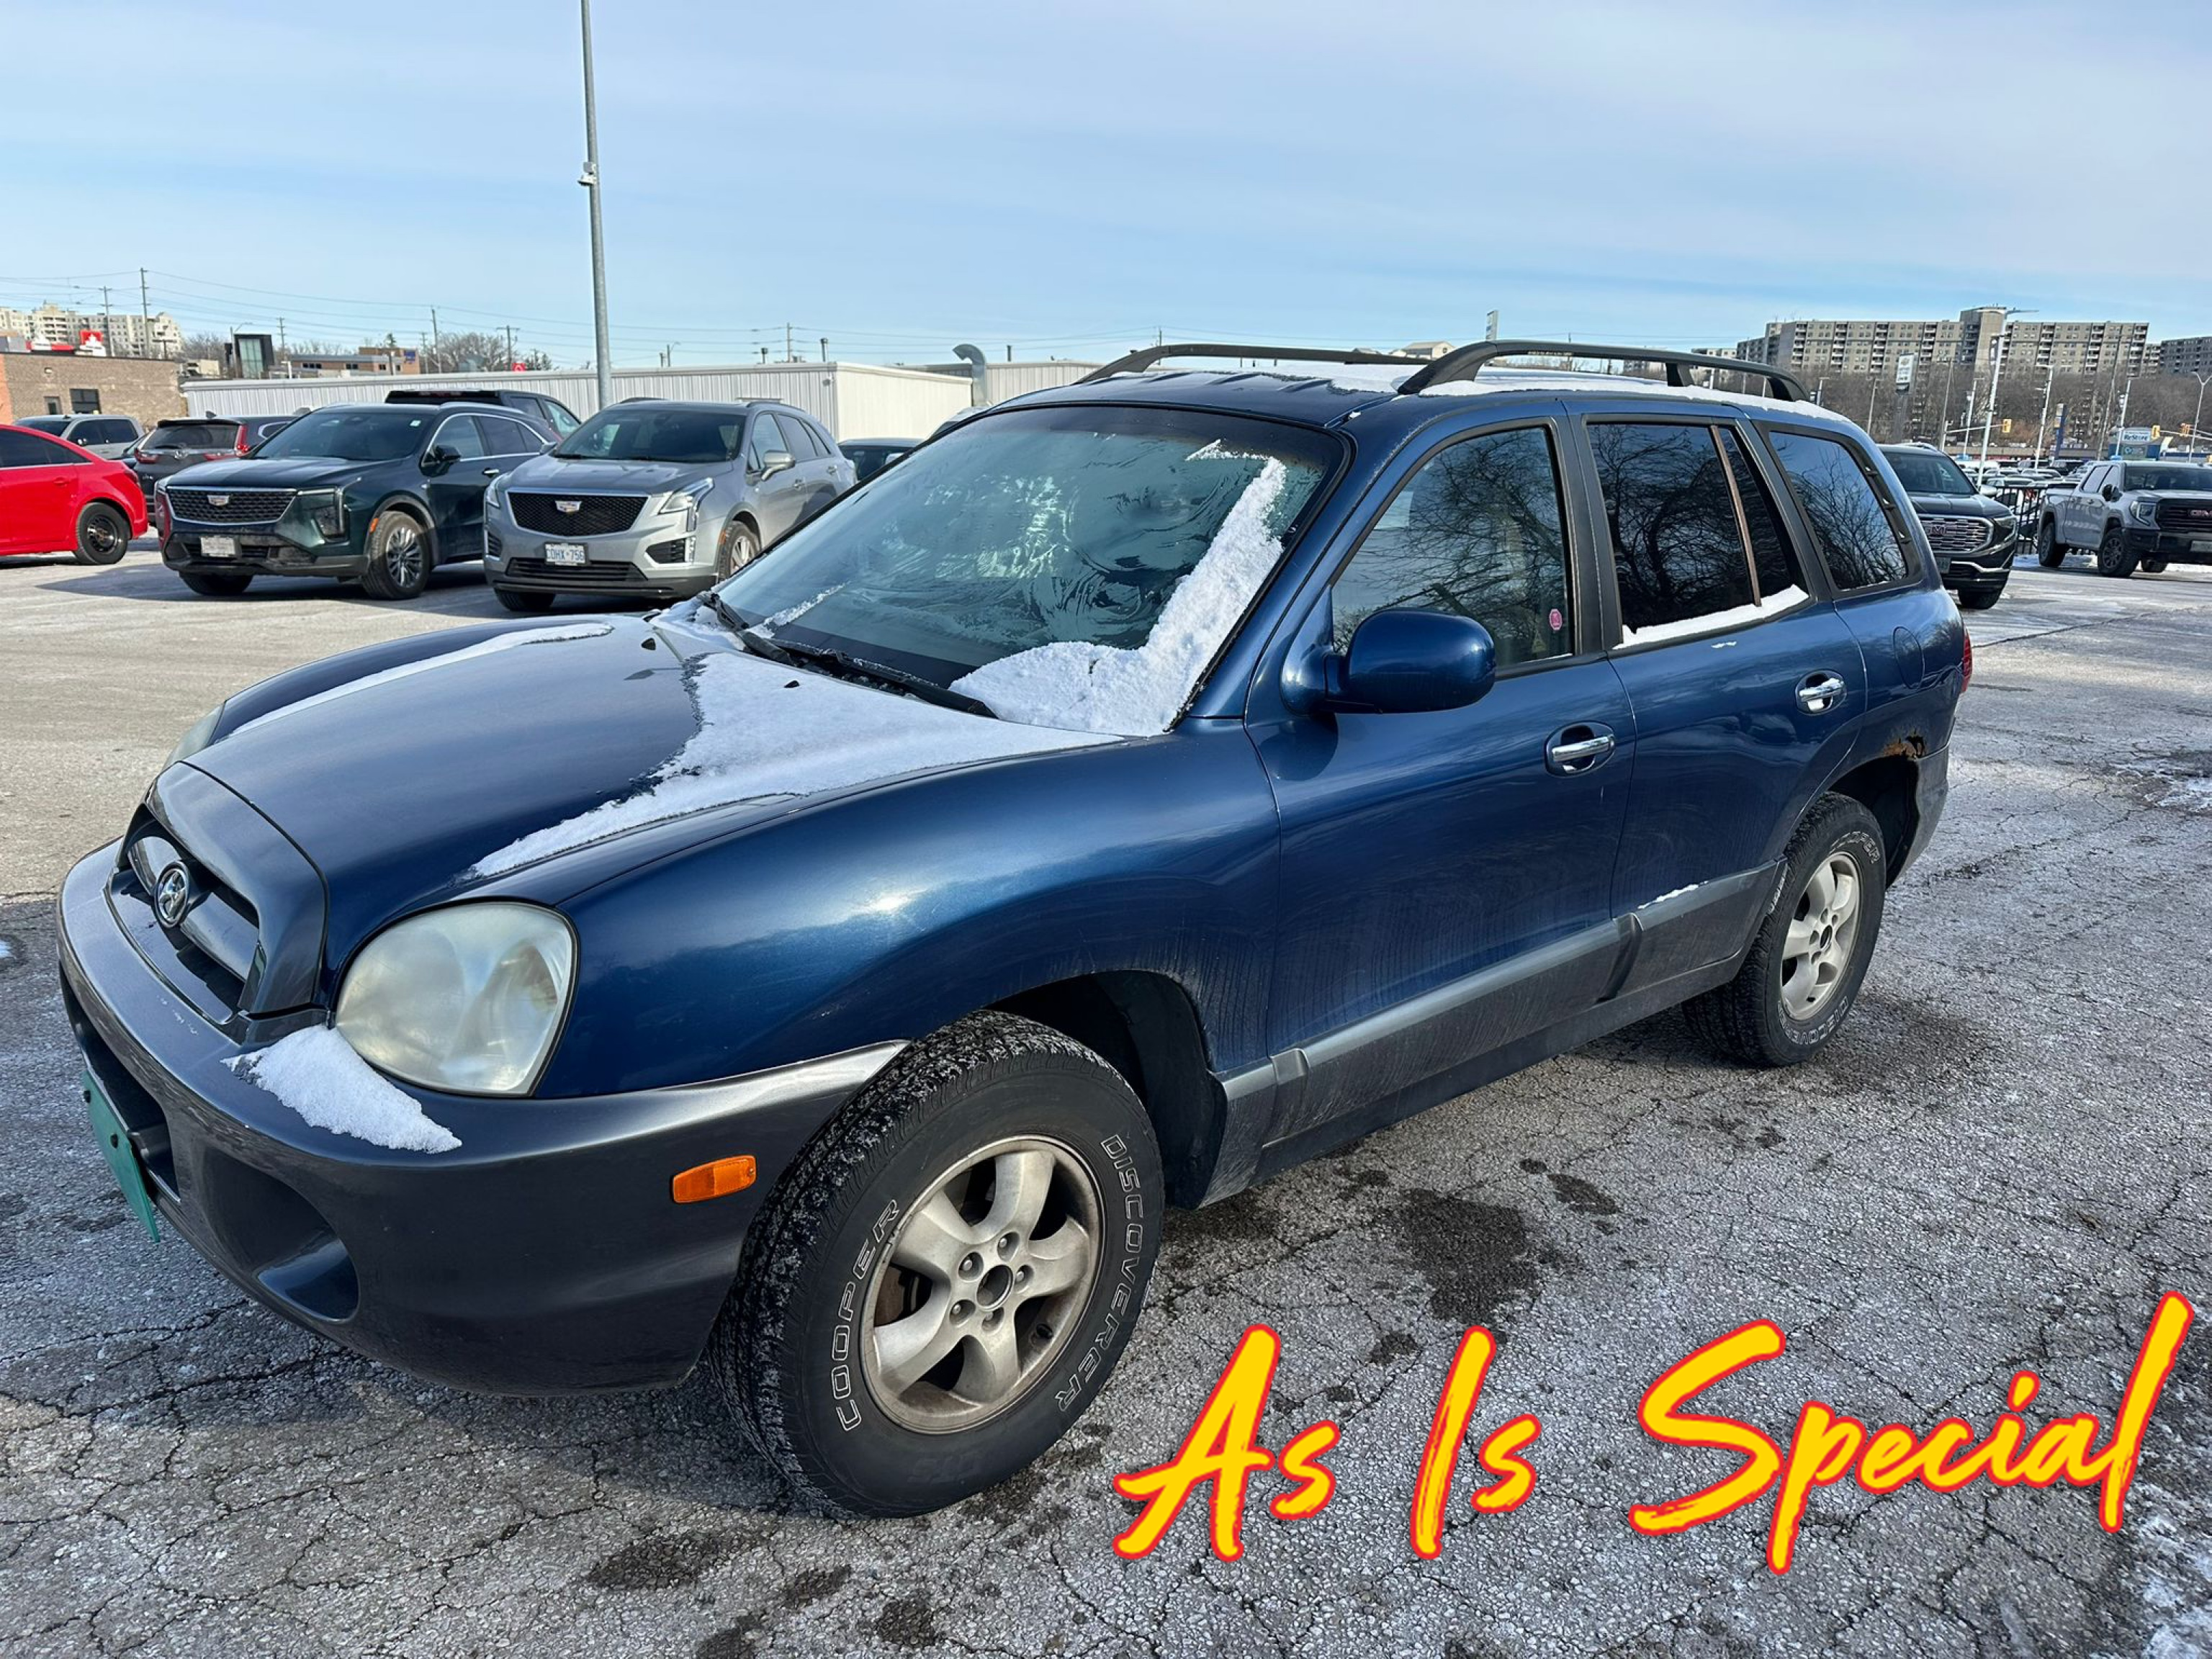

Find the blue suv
[[59, 341, 1963, 1516]]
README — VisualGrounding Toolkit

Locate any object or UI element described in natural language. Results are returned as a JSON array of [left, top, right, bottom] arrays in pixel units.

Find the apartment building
[[0, 303, 185, 359], [2155, 336, 2212, 377], [1735, 307, 2146, 382]]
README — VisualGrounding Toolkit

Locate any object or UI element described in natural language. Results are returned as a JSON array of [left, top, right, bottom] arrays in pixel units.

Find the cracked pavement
[[1, 549, 2207, 1656]]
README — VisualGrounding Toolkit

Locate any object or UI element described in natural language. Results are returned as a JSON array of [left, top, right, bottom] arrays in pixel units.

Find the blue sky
[[12, 1, 2209, 367]]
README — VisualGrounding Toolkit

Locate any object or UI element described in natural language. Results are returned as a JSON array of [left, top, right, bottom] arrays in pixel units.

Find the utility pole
[[99, 284, 112, 352], [428, 307, 440, 372], [579, 0, 613, 410], [505, 324, 517, 368], [138, 267, 152, 358], [819, 336, 827, 363], [785, 323, 794, 362], [2033, 367, 2055, 462]]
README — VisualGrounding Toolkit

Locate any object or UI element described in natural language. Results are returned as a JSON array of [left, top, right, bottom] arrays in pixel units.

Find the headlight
[[484, 474, 509, 514], [652, 478, 712, 523], [336, 903, 575, 1096], [166, 705, 223, 766], [293, 488, 346, 538], [2128, 495, 2159, 523]]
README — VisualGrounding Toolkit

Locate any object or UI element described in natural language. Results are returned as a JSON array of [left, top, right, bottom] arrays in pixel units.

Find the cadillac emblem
[[556, 499, 582, 513], [208, 494, 230, 508], [155, 863, 192, 927]]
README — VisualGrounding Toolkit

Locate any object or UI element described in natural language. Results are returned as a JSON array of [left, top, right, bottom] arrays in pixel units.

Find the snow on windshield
[[469, 647, 1112, 877], [948, 459, 1291, 736]]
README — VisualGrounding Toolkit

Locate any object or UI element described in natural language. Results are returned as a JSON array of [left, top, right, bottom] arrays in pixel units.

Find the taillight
[[1961, 631, 1973, 691], [235, 432, 251, 455]]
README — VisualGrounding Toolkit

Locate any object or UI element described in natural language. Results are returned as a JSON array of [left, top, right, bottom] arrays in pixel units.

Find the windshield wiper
[[745, 629, 994, 718]]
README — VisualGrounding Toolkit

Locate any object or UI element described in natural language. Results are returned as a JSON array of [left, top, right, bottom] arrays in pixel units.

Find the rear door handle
[[1545, 723, 1617, 775], [1797, 672, 1847, 714]]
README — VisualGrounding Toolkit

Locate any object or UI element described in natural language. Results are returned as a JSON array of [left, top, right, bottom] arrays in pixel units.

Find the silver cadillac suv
[[482, 400, 854, 611]]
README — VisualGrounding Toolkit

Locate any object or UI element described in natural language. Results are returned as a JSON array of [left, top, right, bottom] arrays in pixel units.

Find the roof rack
[[1079, 343, 1427, 384], [1399, 340, 1807, 402]]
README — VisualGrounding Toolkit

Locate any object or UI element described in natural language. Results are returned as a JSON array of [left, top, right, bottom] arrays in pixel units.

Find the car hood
[[181, 616, 1112, 958], [504, 455, 716, 495], [166, 456, 376, 490], [1905, 492, 2011, 520]]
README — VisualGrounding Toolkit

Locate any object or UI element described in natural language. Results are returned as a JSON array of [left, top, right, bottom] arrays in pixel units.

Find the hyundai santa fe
[[60, 341, 1964, 1516]]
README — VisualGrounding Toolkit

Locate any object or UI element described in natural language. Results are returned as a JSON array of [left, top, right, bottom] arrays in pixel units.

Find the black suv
[[159, 402, 552, 600], [386, 387, 581, 439], [1879, 445, 2015, 609]]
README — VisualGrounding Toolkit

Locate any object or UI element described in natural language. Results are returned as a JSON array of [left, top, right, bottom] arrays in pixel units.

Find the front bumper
[[161, 511, 362, 580], [2121, 526, 2212, 565], [58, 842, 896, 1393], [485, 506, 721, 601]]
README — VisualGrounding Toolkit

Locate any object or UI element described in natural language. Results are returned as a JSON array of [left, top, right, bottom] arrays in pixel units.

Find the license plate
[[201, 534, 238, 559], [2193, 538, 2212, 555], [82, 1068, 159, 1241], [544, 542, 588, 567]]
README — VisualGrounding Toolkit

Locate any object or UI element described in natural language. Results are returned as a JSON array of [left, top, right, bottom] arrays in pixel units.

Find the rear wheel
[[2095, 523, 2138, 578], [2034, 518, 2065, 567], [493, 585, 557, 613], [714, 1011, 1162, 1516], [73, 502, 130, 565], [361, 510, 431, 600], [1684, 793, 1887, 1066], [179, 569, 251, 597]]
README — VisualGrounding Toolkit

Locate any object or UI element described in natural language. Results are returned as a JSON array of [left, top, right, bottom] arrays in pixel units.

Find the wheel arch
[[368, 491, 439, 562], [1825, 752, 1919, 881]]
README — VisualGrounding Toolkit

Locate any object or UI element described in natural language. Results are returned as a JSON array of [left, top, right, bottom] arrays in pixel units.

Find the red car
[[0, 423, 148, 565]]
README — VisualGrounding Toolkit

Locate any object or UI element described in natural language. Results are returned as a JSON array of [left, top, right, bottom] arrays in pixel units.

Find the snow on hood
[[469, 648, 1115, 878], [236, 623, 613, 733], [947, 459, 1290, 736], [228, 1026, 462, 1154]]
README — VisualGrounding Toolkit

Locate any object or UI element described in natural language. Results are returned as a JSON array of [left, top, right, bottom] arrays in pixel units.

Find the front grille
[[122, 818, 256, 1010], [1922, 515, 1993, 554], [501, 557, 647, 586], [510, 492, 644, 535], [2154, 499, 2212, 533], [166, 487, 296, 525]]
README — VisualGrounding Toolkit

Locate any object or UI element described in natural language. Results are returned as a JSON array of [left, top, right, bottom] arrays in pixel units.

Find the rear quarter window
[[1766, 429, 1915, 591]]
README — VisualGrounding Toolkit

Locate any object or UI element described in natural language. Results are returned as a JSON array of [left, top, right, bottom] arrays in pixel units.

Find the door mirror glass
[[1326, 608, 1496, 715]]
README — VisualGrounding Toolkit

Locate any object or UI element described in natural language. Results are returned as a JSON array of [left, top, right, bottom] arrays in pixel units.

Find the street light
[[578, 0, 613, 412], [1977, 307, 2033, 474], [2193, 372, 2212, 457]]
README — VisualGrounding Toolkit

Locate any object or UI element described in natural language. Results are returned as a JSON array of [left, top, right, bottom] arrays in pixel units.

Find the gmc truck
[[2033, 457, 2212, 577]]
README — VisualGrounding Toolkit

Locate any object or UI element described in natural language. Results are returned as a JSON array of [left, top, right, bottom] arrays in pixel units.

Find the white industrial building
[[176, 359, 1107, 438]]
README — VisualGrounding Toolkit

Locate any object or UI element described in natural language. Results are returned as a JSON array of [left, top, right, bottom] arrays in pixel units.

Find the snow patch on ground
[[470, 650, 1114, 876], [949, 459, 1290, 736], [1621, 586, 1809, 648], [228, 1026, 461, 1154], [2118, 759, 2212, 812], [238, 624, 613, 732]]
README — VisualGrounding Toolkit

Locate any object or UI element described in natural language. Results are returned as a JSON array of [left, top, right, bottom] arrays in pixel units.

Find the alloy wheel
[[385, 519, 423, 588], [860, 1135, 1102, 1434], [1779, 851, 1861, 1020]]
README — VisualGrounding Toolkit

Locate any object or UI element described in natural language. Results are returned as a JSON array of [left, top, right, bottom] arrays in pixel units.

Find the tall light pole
[[2193, 372, 2211, 456], [2032, 367, 2055, 463], [1977, 307, 2033, 472], [579, 0, 613, 411]]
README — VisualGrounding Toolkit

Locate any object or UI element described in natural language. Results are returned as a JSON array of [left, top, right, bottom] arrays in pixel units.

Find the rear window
[[1767, 430, 1915, 591], [150, 421, 238, 449]]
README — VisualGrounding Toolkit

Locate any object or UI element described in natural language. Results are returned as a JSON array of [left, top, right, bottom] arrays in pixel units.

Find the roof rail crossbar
[[1079, 343, 1429, 385], [1397, 340, 1808, 403]]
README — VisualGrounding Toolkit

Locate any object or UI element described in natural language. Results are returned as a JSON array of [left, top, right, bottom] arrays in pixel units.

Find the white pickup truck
[[2033, 458, 2212, 577]]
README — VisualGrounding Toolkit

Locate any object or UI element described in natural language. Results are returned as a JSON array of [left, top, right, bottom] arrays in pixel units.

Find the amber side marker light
[[672, 1156, 757, 1204]]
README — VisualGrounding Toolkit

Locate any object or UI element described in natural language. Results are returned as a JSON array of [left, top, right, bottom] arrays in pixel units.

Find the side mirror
[[1303, 609, 1497, 716], [756, 449, 794, 477], [2101, 483, 2121, 501], [422, 445, 458, 476]]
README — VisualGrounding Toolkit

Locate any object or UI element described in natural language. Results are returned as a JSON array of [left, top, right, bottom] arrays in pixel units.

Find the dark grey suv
[[481, 400, 853, 611]]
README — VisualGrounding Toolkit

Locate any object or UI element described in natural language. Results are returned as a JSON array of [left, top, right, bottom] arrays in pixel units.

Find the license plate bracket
[[200, 534, 238, 559], [544, 542, 588, 567], [83, 1068, 159, 1241]]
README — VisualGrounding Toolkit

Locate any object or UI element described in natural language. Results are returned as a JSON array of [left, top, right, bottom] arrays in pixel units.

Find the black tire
[[361, 508, 432, 600], [2034, 518, 2065, 567], [714, 1010, 1163, 1516], [2140, 558, 2168, 574], [2095, 523, 2138, 579], [713, 517, 760, 580], [73, 502, 130, 565], [178, 569, 251, 597], [493, 585, 557, 613], [1683, 793, 1887, 1067], [1956, 585, 2003, 611]]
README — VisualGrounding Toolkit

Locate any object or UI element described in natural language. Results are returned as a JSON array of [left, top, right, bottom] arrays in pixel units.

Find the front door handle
[[1797, 672, 1847, 714], [1545, 723, 1617, 775], [481, 467, 502, 477]]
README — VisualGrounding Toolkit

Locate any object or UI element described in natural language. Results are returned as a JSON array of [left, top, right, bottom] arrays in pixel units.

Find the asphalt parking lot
[[2, 547, 2207, 1658]]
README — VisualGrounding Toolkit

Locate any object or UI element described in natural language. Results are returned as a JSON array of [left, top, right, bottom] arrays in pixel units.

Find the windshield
[[1884, 449, 1977, 497], [2124, 465, 2212, 492], [251, 405, 432, 463], [715, 405, 1335, 734], [554, 406, 742, 463], [150, 421, 238, 449]]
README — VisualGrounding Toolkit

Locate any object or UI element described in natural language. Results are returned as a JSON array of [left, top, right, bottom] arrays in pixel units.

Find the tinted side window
[[1767, 431, 1912, 590], [774, 413, 824, 459], [483, 415, 541, 455], [433, 417, 487, 460], [538, 400, 580, 436], [1718, 428, 1808, 602], [1591, 422, 1755, 636], [0, 429, 69, 467], [1331, 426, 1574, 670], [746, 418, 785, 470]]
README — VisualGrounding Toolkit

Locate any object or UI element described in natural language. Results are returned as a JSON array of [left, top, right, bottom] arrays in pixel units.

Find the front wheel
[[74, 502, 131, 565], [1683, 793, 1887, 1067], [361, 510, 431, 600], [2034, 518, 2065, 567], [178, 569, 251, 597], [714, 1011, 1163, 1516], [713, 517, 760, 580], [1956, 585, 2003, 611], [2096, 523, 2139, 579]]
